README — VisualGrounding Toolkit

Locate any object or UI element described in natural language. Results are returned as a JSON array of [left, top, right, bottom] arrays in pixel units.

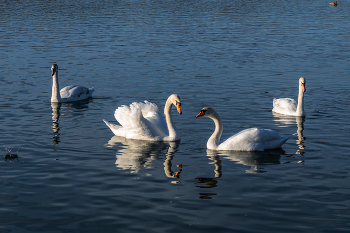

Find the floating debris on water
[[3, 146, 20, 161]]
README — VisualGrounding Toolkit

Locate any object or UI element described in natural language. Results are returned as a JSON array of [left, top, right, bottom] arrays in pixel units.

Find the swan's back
[[60, 85, 94, 101], [272, 98, 297, 116], [218, 128, 291, 151]]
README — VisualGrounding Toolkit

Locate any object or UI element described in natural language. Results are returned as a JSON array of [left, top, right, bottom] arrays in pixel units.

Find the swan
[[51, 64, 94, 103], [103, 94, 182, 141], [272, 77, 306, 116], [195, 107, 292, 151]]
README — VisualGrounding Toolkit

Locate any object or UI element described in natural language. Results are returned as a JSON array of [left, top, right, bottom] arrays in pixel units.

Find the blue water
[[1, 0, 350, 232]]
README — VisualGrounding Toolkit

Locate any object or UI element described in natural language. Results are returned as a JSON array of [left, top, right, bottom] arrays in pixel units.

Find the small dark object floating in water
[[330, 1, 337, 6], [5, 153, 18, 160], [3, 146, 20, 161]]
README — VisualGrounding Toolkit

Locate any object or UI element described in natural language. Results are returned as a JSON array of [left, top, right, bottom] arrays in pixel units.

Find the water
[[1, 0, 350, 232]]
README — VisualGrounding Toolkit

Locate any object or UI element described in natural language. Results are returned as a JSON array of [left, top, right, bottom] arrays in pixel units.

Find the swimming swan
[[196, 107, 292, 151], [103, 94, 182, 141], [272, 77, 306, 116], [51, 64, 94, 103]]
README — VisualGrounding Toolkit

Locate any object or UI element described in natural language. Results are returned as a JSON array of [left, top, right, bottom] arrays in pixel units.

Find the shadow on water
[[106, 136, 181, 178], [51, 99, 93, 145]]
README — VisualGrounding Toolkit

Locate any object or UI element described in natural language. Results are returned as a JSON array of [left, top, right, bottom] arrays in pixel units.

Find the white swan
[[195, 107, 292, 151], [103, 94, 182, 141], [272, 77, 306, 116], [51, 64, 94, 103]]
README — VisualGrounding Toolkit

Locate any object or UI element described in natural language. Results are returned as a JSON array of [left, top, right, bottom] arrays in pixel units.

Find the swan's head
[[299, 77, 306, 92], [195, 107, 214, 118], [169, 94, 182, 115], [51, 64, 58, 76]]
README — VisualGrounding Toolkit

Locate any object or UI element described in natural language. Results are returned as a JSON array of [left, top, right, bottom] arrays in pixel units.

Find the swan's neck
[[296, 85, 305, 116], [51, 73, 62, 103], [207, 111, 223, 150], [164, 99, 178, 139]]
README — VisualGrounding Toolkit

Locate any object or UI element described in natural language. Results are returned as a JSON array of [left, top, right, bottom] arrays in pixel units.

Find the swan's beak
[[51, 69, 56, 76], [302, 83, 306, 92], [195, 111, 205, 118], [176, 104, 182, 115]]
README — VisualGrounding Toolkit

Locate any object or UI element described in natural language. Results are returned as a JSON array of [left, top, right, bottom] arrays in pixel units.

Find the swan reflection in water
[[195, 149, 283, 199], [272, 112, 306, 154], [51, 102, 61, 145], [106, 136, 181, 177], [51, 99, 93, 145], [218, 149, 284, 173], [195, 151, 222, 199], [163, 141, 182, 179]]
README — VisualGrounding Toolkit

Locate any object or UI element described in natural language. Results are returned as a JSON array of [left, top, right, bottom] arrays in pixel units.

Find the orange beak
[[176, 104, 182, 115], [195, 111, 205, 118], [302, 83, 306, 92]]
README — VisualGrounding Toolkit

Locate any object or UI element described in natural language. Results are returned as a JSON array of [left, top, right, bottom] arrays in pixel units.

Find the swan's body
[[272, 77, 306, 116], [196, 107, 292, 151], [51, 64, 94, 103], [103, 94, 182, 141]]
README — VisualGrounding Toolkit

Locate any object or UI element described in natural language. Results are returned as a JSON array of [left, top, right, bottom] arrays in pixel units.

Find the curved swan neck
[[51, 72, 62, 103], [296, 84, 305, 116], [164, 98, 178, 139], [207, 111, 223, 149]]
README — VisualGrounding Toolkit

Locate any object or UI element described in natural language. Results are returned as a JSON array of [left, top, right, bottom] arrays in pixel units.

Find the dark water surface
[[1, 0, 350, 232]]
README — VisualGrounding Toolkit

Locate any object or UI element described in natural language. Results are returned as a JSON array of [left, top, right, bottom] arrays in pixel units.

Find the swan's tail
[[89, 87, 95, 95], [103, 119, 125, 137], [265, 134, 293, 150]]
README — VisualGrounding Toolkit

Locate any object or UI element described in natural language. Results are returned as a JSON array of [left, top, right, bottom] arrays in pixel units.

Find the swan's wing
[[140, 101, 168, 136], [218, 128, 290, 151], [272, 98, 297, 115], [113, 101, 167, 140], [60, 85, 92, 98]]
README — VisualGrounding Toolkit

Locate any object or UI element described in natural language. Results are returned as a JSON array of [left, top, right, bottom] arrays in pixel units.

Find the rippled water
[[1, 0, 350, 232]]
